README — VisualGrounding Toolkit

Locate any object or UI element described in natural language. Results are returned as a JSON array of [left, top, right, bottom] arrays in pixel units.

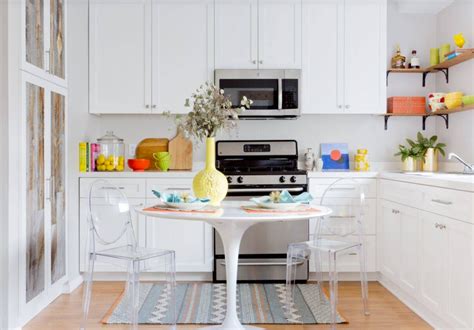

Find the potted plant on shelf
[[177, 82, 252, 206], [394, 144, 422, 172], [414, 132, 446, 172]]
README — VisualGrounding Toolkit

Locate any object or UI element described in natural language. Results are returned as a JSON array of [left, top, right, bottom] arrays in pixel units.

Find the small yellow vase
[[193, 137, 228, 206]]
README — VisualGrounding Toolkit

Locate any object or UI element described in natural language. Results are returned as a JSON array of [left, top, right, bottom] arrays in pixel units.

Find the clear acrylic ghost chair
[[285, 178, 369, 329], [81, 179, 176, 330]]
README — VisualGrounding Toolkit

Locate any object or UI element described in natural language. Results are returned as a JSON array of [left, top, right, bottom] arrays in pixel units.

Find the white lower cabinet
[[379, 179, 473, 329], [79, 177, 213, 273]]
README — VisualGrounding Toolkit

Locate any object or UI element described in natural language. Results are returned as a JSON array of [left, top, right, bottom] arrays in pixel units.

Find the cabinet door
[[79, 198, 145, 272], [419, 211, 448, 313], [25, 0, 45, 70], [215, 0, 258, 69], [152, 0, 214, 114], [301, 0, 342, 114], [258, 0, 302, 69], [379, 200, 400, 282], [343, 0, 386, 114], [398, 204, 420, 296], [49, 0, 65, 80], [445, 218, 472, 328], [89, 0, 152, 114]]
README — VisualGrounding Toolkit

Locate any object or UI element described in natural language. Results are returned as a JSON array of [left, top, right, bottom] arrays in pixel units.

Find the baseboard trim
[[378, 274, 452, 329], [63, 275, 84, 293]]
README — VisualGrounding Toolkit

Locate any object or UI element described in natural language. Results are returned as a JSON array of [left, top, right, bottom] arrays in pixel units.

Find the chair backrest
[[313, 178, 365, 240], [87, 179, 137, 250]]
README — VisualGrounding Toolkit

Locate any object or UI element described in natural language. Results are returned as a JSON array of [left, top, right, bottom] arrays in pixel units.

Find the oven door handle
[[227, 187, 304, 193], [278, 78, 283, 110], [219, 261, 305, 267]]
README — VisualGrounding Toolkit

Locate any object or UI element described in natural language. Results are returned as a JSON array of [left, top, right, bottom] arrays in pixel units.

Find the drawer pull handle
[[431, 199, 452, 205], [329, 187, 356, 191], [166, 188, 190, 191], [348, 252, 358, 256], [329, 215, 356, 219], [100, 186, 125, 190], [392, 209, 400, 214], [220, 261, 305, 267], [435, 223, 447, 230]]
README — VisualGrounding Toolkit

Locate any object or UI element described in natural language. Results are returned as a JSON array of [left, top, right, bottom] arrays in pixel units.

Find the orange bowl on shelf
[[127, 159, 150, 172]]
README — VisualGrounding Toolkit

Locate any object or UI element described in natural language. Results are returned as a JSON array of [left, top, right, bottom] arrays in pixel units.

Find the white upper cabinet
[[343, 0, 386, 114], [301, 0, 342, 114], [152, 0, 214, 114], [215, 0, 301, 69], [258, 0, 302, 68], [301, 0, 386, 114], [89, 0, 152, 114], [215, 0, 258, 69]]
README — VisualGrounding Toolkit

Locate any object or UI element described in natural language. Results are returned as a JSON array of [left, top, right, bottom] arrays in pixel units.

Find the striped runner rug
[[103, 283, 346, 325]]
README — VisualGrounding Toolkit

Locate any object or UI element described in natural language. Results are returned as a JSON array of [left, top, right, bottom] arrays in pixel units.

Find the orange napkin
[[143, 206, 219, 214], [242, 206, 321, 214]]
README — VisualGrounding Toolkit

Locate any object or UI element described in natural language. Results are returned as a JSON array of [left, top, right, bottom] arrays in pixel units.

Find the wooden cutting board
[[168, 130, 193, 170], [135, 138, 169, 170]]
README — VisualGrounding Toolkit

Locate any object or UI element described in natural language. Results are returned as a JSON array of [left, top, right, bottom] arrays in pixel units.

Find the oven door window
[[219, 79, 278, 110], [282, 79, 298, 109]]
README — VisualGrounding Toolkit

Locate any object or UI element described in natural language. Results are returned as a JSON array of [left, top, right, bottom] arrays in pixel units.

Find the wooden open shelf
[[383, 104, 474, 130], [386, 48, 474, 86]]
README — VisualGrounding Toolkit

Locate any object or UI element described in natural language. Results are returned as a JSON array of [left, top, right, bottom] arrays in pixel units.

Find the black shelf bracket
[[422, 68, 449, 87], [386, 71, 390, 86], [384, 114, 449, 131]]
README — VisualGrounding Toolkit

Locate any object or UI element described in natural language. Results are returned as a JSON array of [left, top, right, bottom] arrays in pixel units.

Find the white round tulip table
[[138, 201, 332, 330]]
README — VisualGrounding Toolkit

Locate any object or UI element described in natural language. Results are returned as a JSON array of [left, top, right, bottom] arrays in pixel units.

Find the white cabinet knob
[[252, 60, 257, 64], [259, 60, 263, 64], [345, 105, 350, 109], [145, 105, 150, 109], [152, 105, 157, 109]]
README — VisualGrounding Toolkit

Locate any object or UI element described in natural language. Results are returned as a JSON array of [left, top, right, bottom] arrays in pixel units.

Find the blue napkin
[[251, 190, 313, 204], [152, 190, 210, 203]]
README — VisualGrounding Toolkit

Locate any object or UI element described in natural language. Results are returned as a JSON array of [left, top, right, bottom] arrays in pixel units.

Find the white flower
[[220, 89, 224, 95]]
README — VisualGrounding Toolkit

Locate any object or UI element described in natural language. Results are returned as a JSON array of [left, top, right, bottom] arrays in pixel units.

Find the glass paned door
[[219, 79, 278, 109], [50, 0, 65, 78], [26, 82, 45, 302], [25, 0, 44, 69], [50, 92, 66, 283]]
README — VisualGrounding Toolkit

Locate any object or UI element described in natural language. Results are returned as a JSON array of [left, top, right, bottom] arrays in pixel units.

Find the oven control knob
[[227, 176, 233, 184], [290, 176, 297, 183], [237, 176, 244, 183], [279, 176, 286, 183]]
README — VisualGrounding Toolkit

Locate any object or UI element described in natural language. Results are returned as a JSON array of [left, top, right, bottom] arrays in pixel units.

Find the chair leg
[[130, 260, 140, 330], [167, 252, 177, 329], [328, 251, 338, 330], [358, 245, 370, 316], [285, 245, 300, 321], [80, 254, 95, 330], [313, 249, 326, 303]]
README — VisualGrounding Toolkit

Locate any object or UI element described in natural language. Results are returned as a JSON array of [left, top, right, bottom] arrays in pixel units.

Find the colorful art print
[[320, 143, 350, 171]]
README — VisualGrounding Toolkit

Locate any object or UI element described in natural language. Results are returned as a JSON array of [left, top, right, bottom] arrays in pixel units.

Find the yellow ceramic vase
[[193, 137, 228, 206], [422, 148, 438, 172]]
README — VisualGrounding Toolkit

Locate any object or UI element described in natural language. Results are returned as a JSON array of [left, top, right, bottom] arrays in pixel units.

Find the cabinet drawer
[[309, 178, 376, 198], [379, 179, 423, 208], [309, 235, 376, 272], [423, 186, 473, 224], [80, 178, 146, 198], [146, 178, 193, 198]]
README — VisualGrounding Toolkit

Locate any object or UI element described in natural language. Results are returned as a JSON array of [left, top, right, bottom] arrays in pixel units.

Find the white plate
[[163, 201, 209, 211], [253, 201, 301, 210]]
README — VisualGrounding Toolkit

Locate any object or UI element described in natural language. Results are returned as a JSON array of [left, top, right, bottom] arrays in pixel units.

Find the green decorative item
[[439, 43, 451, 63], [394, 144, 423, 172], [153, 151, 171, 172], [413, 132, 446, 172], [430, 48, 439, 66], [176, 82, 252, 206]]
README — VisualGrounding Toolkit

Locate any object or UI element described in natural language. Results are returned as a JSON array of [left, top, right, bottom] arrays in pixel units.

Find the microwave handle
[[278, 79, 283, 110]]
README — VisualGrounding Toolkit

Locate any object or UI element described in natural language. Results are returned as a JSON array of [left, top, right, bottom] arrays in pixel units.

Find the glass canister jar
[[95, 131, 125, 172], [354, 149, 370, 171]]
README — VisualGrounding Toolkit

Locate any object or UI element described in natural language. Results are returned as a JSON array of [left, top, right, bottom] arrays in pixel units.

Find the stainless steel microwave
[[215, 69, 301, 119]]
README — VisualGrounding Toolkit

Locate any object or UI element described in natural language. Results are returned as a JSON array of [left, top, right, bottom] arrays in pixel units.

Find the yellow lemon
[[106, 164, 115, 171], [96, 154, 106, 165], [116, 165, 124, 172], [104, 160, 110, 166], [107, 155, 115, 162]]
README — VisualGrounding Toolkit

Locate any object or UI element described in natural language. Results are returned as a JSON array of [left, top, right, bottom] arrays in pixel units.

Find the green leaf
[[417, 132, 424, 142], [438, 148, 446, 157], [406, 139, 416, 147], [430, 135, 438, 144]]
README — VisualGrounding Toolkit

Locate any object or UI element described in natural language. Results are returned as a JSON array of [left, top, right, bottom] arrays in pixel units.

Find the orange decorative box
[[387, 97, 426, 114]]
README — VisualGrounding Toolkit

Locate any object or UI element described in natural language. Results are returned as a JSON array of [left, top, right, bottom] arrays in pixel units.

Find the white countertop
[[379, 171, 474, 192], [79, 170, 197, 178], [307, 171, 378, 178]]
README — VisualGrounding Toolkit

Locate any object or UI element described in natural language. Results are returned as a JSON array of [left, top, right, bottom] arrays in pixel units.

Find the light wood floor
[[24, 281, 432, 330]]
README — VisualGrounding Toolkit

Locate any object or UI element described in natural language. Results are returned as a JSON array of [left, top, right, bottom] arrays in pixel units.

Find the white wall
[[435, 0, 474, 168], [0, 1, 8, 328], [67, 0, 101, 281]]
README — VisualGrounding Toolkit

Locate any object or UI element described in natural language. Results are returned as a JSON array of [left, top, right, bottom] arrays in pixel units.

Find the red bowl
[[127, 159, 150, 172]]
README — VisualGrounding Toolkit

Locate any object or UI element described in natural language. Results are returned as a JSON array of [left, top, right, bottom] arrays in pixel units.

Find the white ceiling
[[395, 0, 454, 14]]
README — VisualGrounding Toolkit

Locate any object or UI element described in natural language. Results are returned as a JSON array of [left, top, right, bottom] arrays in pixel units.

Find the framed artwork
[[320, 143, 350, 171]]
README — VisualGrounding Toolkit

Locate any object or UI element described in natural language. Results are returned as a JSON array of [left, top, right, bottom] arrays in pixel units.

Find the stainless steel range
[[214, 140, 309, 282]]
